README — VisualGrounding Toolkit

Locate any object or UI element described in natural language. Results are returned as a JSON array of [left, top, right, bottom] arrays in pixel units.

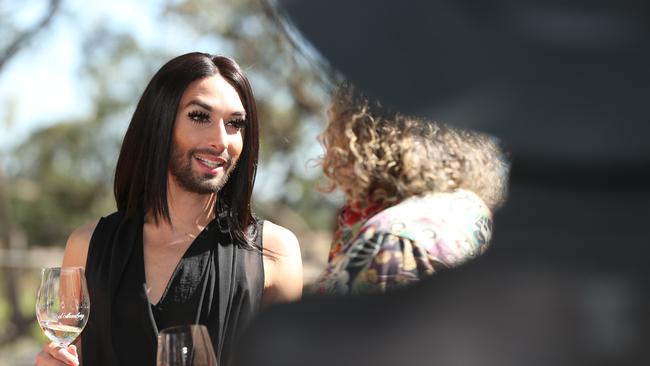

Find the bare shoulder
[[262, 220, 300, 258], [62, 218, 100, 268], [261, 220, 303, 304]]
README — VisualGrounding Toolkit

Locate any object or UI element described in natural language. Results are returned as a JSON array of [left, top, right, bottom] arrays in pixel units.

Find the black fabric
[[81, 211, 264, 366], [235, 260, 650, 366]]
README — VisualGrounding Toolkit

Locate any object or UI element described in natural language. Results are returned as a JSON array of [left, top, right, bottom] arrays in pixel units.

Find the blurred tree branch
[[0, 0, 62, 73]]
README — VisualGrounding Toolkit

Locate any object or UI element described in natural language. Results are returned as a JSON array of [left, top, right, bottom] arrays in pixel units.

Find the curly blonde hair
[[319, 86, 509, 211]]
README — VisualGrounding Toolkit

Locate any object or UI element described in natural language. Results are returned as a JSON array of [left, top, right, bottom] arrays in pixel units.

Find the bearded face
[[169, 144, 237, 194], [168, 74, 246, 195]]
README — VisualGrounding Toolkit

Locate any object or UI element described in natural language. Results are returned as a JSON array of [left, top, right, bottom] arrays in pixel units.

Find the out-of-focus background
[[1, 0, 649, 365], [0, 0, 338, 364]]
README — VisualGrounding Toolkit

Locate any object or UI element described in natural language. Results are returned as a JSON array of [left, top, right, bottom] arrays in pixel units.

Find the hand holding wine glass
[[35, 267, 90, 365]]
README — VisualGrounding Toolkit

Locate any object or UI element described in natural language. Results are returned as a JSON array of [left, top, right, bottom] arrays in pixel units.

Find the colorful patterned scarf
[[328, 200, 385, 262]]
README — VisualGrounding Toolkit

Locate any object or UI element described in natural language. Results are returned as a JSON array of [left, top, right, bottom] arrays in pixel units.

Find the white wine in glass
[[157, 325, 217, 366], [36, 267, 90, 346]]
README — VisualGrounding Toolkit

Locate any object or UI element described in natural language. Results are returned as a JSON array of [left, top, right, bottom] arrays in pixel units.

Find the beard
[[169, 144, 237, 195]]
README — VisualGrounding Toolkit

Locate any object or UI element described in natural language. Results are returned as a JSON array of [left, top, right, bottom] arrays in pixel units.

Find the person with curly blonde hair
[[312, 86, 509, 295]]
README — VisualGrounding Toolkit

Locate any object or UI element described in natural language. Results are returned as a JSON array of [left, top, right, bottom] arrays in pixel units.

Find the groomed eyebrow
[[229, 111, 246, 119], [186, 99, 213, 111], [185, 99, 246, 119]]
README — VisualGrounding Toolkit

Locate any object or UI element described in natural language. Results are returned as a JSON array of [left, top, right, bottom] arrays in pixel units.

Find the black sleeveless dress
[[81, 211, 264, 366]]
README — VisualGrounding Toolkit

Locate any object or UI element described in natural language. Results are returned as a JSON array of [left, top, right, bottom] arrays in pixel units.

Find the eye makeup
[[188, 110, 211, 123], [226, 118, 246, 130]]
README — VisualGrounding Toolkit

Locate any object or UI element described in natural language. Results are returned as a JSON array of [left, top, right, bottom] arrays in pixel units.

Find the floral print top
[[312, 189, 493, 295]]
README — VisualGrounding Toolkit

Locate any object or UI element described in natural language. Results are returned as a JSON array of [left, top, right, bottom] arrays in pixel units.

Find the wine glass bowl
[[157, 324, 217, 366], [36, 267, 90, 347]]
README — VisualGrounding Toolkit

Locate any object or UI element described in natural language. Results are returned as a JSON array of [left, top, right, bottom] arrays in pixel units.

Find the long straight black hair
[[114, 52, 259, 246]]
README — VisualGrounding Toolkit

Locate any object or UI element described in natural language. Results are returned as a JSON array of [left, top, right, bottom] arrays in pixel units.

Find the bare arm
[[261, 221, 303, 305], [61, 219, 97, 268]]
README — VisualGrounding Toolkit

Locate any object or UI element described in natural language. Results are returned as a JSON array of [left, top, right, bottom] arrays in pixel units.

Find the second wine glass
[[157, 324, 217, 366]]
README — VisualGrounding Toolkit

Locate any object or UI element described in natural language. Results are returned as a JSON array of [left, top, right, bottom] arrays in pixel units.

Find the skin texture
[[36, 74, 303, 365]]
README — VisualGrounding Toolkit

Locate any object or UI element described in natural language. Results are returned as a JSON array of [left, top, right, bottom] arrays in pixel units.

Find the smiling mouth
[[195, 155, 227, 169]]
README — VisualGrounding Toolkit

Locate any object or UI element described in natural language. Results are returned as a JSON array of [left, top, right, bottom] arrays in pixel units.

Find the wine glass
[[157, 324, 217, 366], [35, 267, 90, 347]]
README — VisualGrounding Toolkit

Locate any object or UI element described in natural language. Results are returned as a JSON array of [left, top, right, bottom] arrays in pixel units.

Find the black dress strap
[[82, 211, 142, 365], [210, 219, 265, 366]]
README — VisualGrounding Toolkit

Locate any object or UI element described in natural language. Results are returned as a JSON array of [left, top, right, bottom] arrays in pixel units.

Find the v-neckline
[[140, 219, 214, 307]]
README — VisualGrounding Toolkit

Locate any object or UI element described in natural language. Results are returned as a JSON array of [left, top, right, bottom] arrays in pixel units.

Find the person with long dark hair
[[36, 52, 303, 366]]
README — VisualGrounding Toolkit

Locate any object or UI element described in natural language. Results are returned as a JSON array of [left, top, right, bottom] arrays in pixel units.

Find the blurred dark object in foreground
[[234, 260, 649, 366], [275, 0, 650, 269], [240, 1, 650, 365]]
